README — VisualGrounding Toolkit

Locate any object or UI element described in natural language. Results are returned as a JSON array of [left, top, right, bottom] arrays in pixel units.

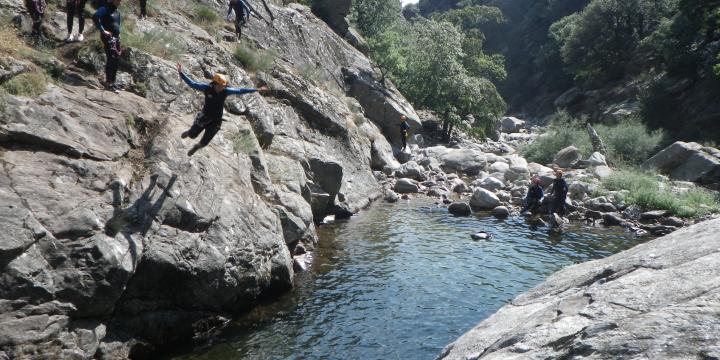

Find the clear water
[[174, 197, 648, 360]]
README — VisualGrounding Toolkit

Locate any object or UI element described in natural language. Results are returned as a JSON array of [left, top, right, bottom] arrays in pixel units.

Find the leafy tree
[[396, 19, 506, 139], [367, 29, 407, 84], [350, 0, 402, 38]]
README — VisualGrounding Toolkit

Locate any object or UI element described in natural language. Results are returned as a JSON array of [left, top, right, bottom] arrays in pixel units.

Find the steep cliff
[[0, 1, 416, 358]]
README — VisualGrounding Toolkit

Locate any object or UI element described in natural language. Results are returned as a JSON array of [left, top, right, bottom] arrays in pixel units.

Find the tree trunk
[[586, 122, 608, 155]]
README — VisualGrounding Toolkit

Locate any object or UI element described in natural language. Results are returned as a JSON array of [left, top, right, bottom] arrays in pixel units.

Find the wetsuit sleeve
[[225, 87, 257, 95], [179, 71, 211, 91], [240, 0, 250, 20], [92, 6, 108, 32]]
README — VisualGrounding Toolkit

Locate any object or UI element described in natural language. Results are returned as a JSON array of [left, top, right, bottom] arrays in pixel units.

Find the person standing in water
[[548, 170, 569, 216], [177, 63, 268, 156]]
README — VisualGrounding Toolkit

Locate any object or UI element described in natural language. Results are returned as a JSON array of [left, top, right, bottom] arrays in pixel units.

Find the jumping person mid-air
[[227, 0, 251, 39], [177, 63, 268, 156], [92, 0, 122, 92]]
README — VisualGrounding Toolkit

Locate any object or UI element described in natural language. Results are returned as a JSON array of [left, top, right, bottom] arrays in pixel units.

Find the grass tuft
[[232, 129, 257, 154], [600, 169, 720, 218], [233, 43, 275, 73], [2, 72, 48, 97]]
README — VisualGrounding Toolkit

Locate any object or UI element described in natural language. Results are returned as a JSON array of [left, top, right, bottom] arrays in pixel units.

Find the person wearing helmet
[[399, 115, 410, 151], [522, 176, 544, 214], [548, 169, 569, 216], [227, 0, 251, 39], [177, 63, 268, 156], [92, 0, 122, 92]]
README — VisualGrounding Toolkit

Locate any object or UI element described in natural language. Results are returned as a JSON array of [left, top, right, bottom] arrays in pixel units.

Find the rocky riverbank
[[379, 117, 719, 239], [437, 216, 720, 359]]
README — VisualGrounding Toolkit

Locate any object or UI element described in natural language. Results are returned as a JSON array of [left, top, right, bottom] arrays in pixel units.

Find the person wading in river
[[548, 170, 569, 217], [522, 176, 544, 215], [177, 63, 268, 156]]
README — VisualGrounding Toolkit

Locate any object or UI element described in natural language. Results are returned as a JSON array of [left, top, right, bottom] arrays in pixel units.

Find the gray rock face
[[643, 141, 720, 183], [553, 146, 583, 168], [438, 218, 720, 360], [0, 1, 406, 357]]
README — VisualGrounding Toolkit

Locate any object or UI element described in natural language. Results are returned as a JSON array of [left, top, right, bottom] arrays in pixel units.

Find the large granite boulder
[[643, 141, 720, 183], [500, 116, 525, 133], [469, 188, 500, 210], [438, 217, 720, 360], [553, 146, 583, 168]]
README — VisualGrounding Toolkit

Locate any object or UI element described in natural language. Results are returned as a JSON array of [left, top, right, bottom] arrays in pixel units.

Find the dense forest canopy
[[344, 0, 720, 142]]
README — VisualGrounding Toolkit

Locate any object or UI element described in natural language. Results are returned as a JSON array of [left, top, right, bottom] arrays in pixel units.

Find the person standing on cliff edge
[[399, 115, 410, 151], [177, 63, 269, 156]]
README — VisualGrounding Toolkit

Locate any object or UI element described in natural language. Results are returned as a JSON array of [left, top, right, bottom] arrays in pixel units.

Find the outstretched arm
[[177, 63, 210, 91], [226, 85, 268, 96]]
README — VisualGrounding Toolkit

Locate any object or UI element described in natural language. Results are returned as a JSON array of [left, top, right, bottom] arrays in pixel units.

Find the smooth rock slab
[[438, 218, 720, 360]]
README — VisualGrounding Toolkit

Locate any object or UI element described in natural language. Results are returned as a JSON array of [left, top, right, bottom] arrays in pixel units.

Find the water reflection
[[174, 197, 648, 360]]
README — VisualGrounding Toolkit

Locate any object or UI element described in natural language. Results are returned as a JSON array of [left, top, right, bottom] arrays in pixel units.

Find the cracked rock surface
[[438, 217, 720, 360]]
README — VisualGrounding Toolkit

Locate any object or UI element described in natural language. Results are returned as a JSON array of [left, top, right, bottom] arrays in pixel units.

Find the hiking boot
[[75, 33, 84, 42], [106, 83, 120, 93], [187, 144, 201, 156], [181, 131, 189, 139]]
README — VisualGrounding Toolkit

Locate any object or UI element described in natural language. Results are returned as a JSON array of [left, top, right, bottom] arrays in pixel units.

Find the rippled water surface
[[175, 197, 648, 360]]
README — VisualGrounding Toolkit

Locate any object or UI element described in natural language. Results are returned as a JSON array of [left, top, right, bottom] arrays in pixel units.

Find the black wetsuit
[[25, 0, 46, 38], [179, 72, 257, 152], [92, 4, 121, 85], [400, 121, 410, 150], [550, 178, 569, 216], [66, 0, 87, 36], [523, 184, 544, 213], [228, 0, 250, 36]]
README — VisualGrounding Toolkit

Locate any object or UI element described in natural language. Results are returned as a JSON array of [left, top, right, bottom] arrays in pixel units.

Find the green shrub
[[595, 118, 665, 165], [2, 72, 47, 97], [522, 112, 665, 165], [122, 28, 185, 60], [600, 169, 720, 218], [233, 43, 275, 73], [521, 112, 591, 164], [192, 4, 220, 29]]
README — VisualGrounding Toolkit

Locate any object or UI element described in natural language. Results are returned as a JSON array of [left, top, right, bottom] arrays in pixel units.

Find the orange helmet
[[212, 73, 228, 86]]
